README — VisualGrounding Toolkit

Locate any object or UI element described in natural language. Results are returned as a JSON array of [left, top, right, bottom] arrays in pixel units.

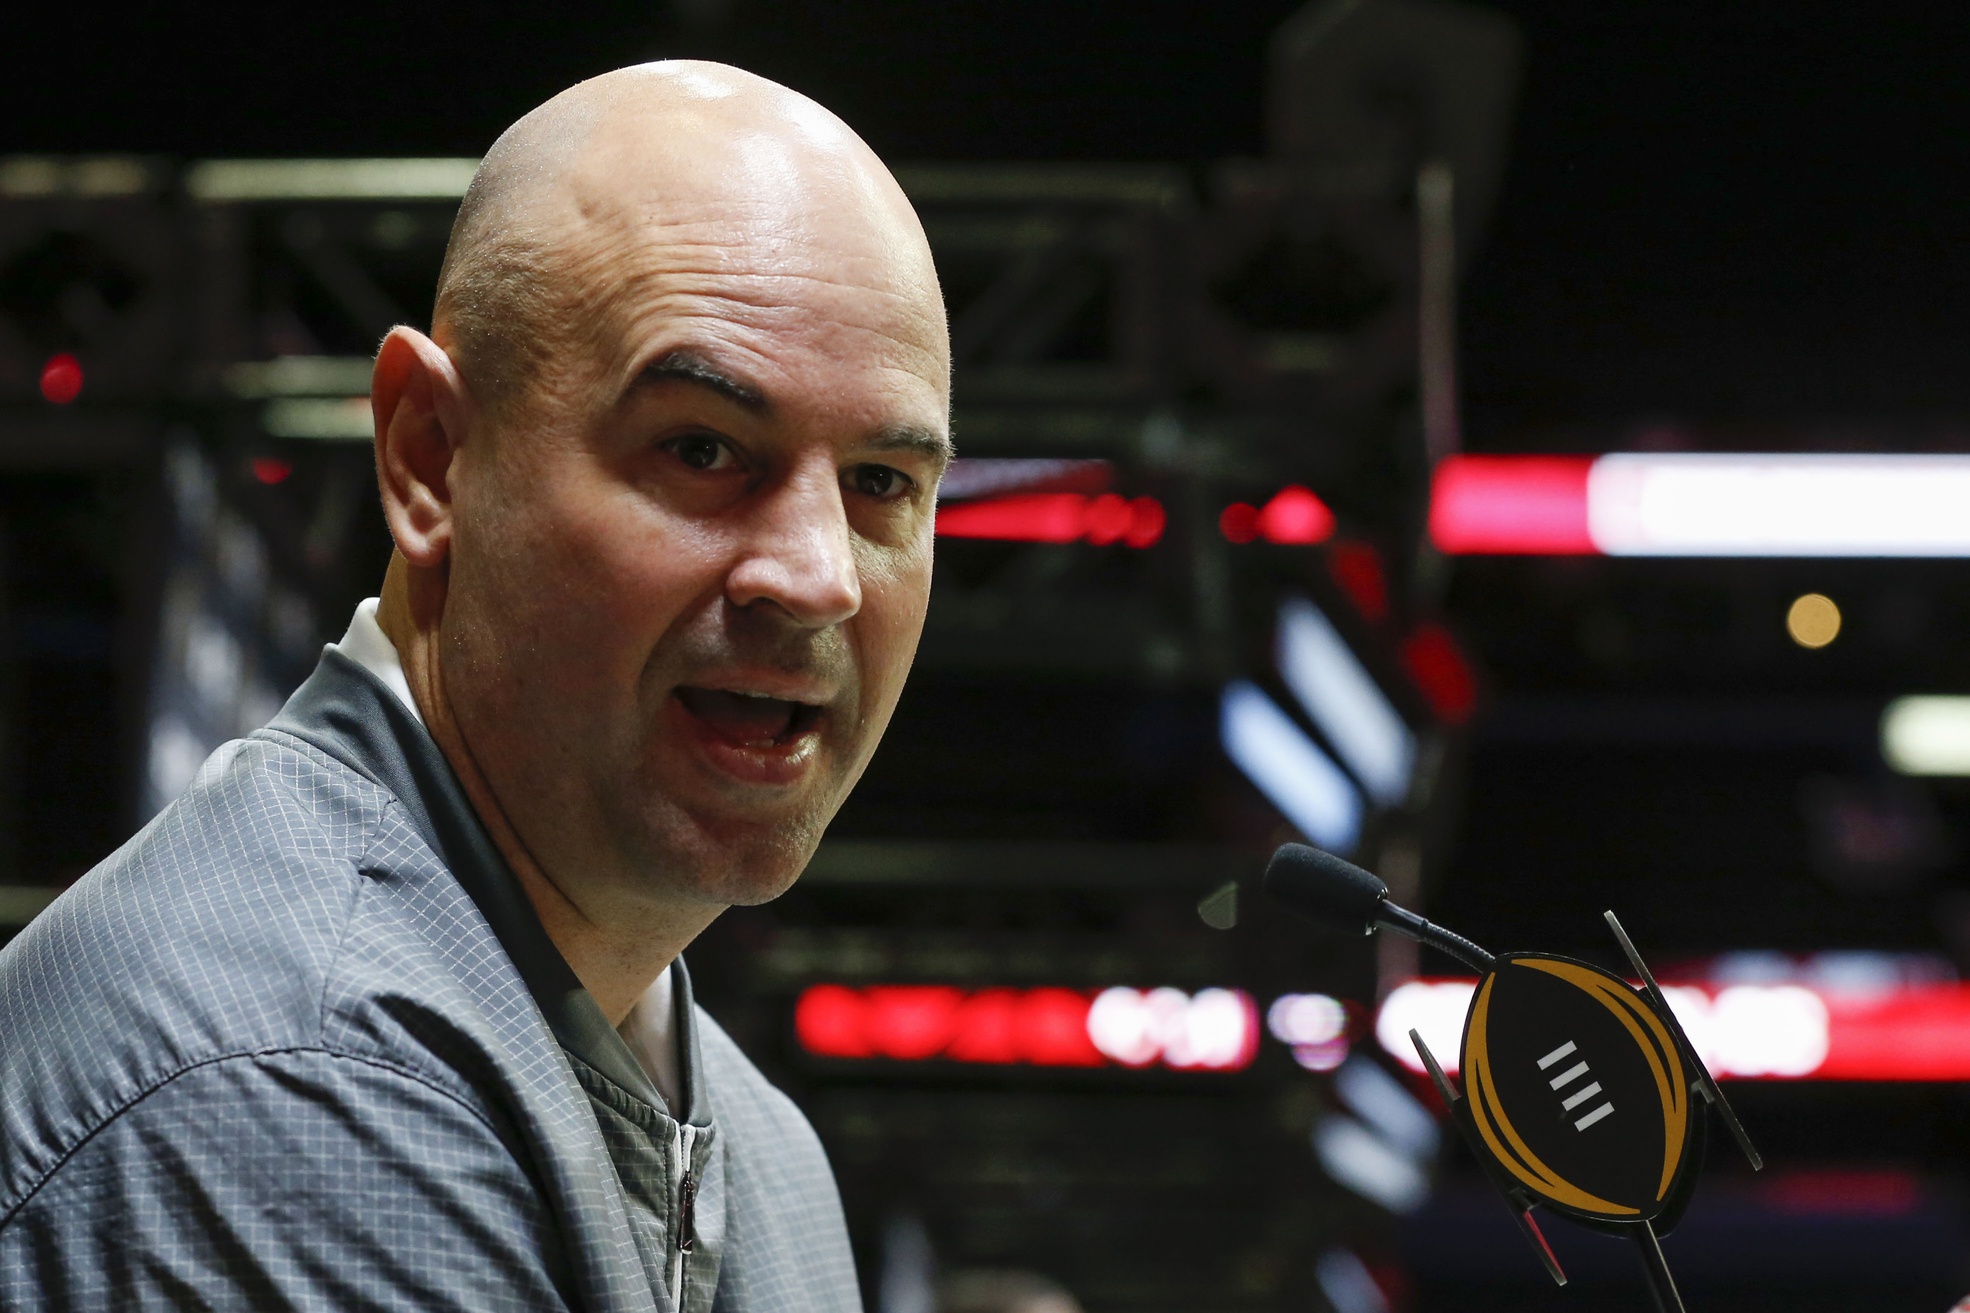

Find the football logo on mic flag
[[1460, 955, 1692, 1223], [1262, 842, 1762, 1311]]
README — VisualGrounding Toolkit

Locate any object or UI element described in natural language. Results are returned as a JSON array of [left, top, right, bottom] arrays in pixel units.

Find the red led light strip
[[1379, 978, 1970, 1082], [795, 984, 1259, 1071], [1428, 455, 1595, 555], [935, 493, 1166, 547], [1426, 452, 1970, 557]]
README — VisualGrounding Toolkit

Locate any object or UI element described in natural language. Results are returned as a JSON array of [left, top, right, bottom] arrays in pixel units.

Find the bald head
[[434, 61, 945, 418], [372, 61, 950, 1009]]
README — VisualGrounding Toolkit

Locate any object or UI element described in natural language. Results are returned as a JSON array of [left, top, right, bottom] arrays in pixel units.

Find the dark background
[[8, 2, 1970, 1308], [14, 1, 1970, 436]]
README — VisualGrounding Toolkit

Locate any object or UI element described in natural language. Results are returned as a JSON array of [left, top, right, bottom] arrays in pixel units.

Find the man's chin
[[630, 797, 829, 908]]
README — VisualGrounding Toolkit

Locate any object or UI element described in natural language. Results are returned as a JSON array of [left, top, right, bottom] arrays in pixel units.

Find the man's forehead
[[456, 63, 950, 420], [563, 152, 949, 404], [567, 140, 919, 287]]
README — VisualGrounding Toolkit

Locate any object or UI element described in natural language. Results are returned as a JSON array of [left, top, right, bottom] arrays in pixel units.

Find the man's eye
[[849, 464, 910, 500], [667, 435, 735, 471]]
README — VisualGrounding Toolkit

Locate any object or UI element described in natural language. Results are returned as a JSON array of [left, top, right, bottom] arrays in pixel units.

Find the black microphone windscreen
[[1264, 843, 1388, 935]]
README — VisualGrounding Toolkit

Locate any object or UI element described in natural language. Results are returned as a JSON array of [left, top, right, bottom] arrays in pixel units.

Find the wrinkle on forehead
[[432, 61, 946, 417]]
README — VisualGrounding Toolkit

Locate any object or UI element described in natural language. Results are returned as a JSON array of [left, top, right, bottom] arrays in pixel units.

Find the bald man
[[0, 63, 949, 1312]]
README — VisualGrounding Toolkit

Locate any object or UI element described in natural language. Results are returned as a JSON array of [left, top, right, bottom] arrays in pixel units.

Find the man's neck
[[375, 556, 715, 1025]]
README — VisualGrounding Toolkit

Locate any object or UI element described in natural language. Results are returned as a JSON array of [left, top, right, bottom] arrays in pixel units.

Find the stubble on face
[[430, 66, 949, 921]]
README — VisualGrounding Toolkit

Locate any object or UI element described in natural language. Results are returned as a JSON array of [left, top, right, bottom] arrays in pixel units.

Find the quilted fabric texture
[[0, 653, 862, 1313]]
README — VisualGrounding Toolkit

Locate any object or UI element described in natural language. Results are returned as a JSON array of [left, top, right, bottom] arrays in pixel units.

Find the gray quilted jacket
[[0, 648, 862, 1313]]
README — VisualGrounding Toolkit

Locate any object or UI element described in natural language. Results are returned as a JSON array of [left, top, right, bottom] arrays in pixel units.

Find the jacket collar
[[267, 647, 706, 1125]]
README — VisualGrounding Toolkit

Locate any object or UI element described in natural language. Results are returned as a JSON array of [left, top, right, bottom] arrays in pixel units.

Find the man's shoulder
[[0, 731, 446, 1216], [6, 730, 395, 1019]]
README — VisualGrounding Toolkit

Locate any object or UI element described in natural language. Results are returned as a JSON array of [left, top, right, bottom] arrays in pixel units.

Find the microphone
[[1265, 843, 1759, 1313], [1262, 843, 1495, 974]]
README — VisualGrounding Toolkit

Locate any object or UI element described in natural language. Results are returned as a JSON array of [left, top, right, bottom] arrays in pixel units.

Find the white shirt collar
[[330, 597, 423, 727]]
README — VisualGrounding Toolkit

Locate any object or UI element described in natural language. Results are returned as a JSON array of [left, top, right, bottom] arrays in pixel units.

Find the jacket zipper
[[670, 1121, 698, 1304]]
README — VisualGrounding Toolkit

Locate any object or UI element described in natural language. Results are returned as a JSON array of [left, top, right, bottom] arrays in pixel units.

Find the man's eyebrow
[[635, 348, 769, 412], [869, 424, 957, 472]]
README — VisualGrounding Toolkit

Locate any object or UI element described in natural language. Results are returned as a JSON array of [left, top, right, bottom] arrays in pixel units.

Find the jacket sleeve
[[0, 1047, 578, 1312]]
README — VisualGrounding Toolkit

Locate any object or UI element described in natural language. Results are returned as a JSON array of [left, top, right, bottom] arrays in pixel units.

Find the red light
[[945, 989, 1022, 1064], [1084, 493, 1133, 545], [1220, 488, 1338, 545], [794, 983, 871, 1058], [791, 984, 1255, 1070], [1018, 987, 1106, 1067], [1400, 622, 1478, 725], [1761, 1169, 1921, 1217], [935, 493, 1166, 547], [251, 457, 293, 485], [39, 353, 83, 405], [1429, 455, 1596, 554], [1815, 984, 1970, 1080], [1256, 486, 1335, 545], [1327, 540, 1388, 622], [865, 985, 964, 1060], [1384, 977, 1970, 1083], [1219, 502, 1261, 543], [938, 493, 1085, 542], [1124, 497, 1166, 548]]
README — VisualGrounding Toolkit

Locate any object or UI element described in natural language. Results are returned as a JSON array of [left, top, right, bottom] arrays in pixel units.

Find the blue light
[[1276, 597, 1415, 807], [1220, 680, 1363, 854]]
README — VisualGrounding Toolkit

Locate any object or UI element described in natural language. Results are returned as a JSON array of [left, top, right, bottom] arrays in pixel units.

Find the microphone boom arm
[[1377, 901, 1496, 974]]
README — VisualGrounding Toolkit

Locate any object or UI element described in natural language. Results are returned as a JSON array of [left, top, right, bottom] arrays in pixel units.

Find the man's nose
[[724, 465, 863, 628]]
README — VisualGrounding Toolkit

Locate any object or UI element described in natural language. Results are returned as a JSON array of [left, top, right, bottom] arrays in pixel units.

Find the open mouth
[[674, 686, 825, 748]]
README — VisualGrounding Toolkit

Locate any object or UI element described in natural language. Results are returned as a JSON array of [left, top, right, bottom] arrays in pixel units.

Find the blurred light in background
[[260, 397, 373, 441], [1267, 992, 1350, 1070], [1220, 680, 1363, 853], [1277, 597, 1415, 806], [39, 352, 82, 405], [1333, 1055, 1440, 1161], [1314, 1114, 1430, 1214], [1219, 485, 1337, 545], [145, 445, 317, 816], [1087, 986, 1259, 1070], [1377, 974, 1970, 1080], [794, 984, 1259, 1072], [1314, 1249, 1391, 1313], [1325, 541, 1390, 622], [936, 457, 1113, 501], [934, 492, 1165, 547], [1428, 455, 1594, 555], [1375, 980, 1475, 1075], [1786, 593, 1841, 648], [183, 157, 480, 201], [1882, 696, 1970, 776], [1662, 984, 1829, 1078], [1396, 623, 1478, 725], [1431, 453, 1970, 556]]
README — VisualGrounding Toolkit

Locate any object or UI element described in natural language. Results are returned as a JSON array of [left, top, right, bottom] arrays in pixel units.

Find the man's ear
[[372, 327, 469, 569]]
